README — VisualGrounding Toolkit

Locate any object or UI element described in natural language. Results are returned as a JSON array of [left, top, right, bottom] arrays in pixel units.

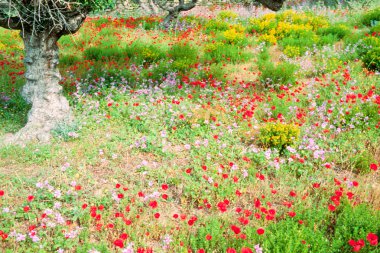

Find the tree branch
[[60, 10, 88, 35], [255, 0, 285, 11], [0, 16, 23, 30]]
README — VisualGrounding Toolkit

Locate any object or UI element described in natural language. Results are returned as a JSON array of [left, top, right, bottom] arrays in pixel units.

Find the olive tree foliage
[[0, 0, 114, 144]]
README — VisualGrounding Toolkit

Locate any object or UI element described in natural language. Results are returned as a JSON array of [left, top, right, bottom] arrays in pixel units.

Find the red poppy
[[348, 239, 365, 252], [367, 233, 378, 246], [149, 200, 158, 209], [328, 205, 336, 212], [241, 247, 253, 253], [257, 228, 265, 235], [231, 225, 241, 234], [206, 234, 212, 240], [217, 202, 228, 212], [120, 233, 128, 240], [226, 248, 236, 253], [114, 239, 124, 248], [370, 164, 378, 171]]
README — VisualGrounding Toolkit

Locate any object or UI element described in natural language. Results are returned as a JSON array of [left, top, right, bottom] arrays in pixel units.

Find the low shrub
[[169, 43, 198, 63], [217, 10, 239, 20], [261, 219, 331, 253], [258, 32, 277, 45], [84, 46, 124, 61], [258, 61, 298, 89], [331, 204, 380, 252], [258, 122, 300, 152], [317, 24, 351, 39], [318, 34, 340, 46], [203, 43, 252, 63], [93, 17, 112, 28], [59, 55, 82, 66], [204, 19, 230, 33], [370, 23, 380, 33], [279, 33, 316, 55], [283, 45, 302, 58], [172, 59, 194, 72], [125, 41, 166, 64], [222, 28, 245, 44], [362, 47, 380, 71], [134, 16, 161, 30], [351, 151, 377, 174], [361, 7, 380, 27], [279, 32, 316, 48]]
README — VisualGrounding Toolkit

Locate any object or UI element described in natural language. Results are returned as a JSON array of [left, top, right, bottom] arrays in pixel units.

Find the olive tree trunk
[[163, 10, 179, 27], [4, 31, 70, 144]]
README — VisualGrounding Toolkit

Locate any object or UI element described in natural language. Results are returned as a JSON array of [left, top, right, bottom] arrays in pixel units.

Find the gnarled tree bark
[[1, 6, 87, 144], [4, 31, 71, 143], [255, 0, 285, 11], [162, 0, 198, 27]]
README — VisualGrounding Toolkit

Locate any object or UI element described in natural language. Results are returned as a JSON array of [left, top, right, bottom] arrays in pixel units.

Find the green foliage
[[361, 7, 380, 27], [133, 17, 162, 30], [125, 42, 166, 64], [204, 19, 230, 34], [93, 17, 112, 28], [351, 151, 377, 174], [258, 123, 300, 152], [84, 46, 124, 61], [172, 59, 194, 72], [169, 43, 198, 62], [317, 24, 351, 39], [217, 10, 239, 20], [52, 121, 81, 141], [203, 42, 252, 63], [331, 204, 380, 252], [59, 54, 82, 66], [167, 43, 198, 71], [318, 34, 340, 46], [283, 45, 302, 57], [362, 47, 380, 71], [262, 219, 330, 253], [370, 22, 380, 33], [279, 31, 317, 56], [343, 31, 364, 46], [258, 61, 298, 89], [222, 28, 246, 44], [279, 31, 316, 48]]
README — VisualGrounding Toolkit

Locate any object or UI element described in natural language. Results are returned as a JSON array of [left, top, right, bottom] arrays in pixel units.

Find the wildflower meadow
[[0, 1, 380, 253]]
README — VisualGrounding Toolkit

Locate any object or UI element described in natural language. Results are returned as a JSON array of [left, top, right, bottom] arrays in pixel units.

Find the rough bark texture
[[3, 31, 70, 144], [256, 0, 285, 11], [0, 6, 87, 145], [159, 0, 198, 27]]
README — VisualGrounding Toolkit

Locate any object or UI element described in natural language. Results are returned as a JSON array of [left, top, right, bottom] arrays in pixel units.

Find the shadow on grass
[[0, 94, 30, 135]]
